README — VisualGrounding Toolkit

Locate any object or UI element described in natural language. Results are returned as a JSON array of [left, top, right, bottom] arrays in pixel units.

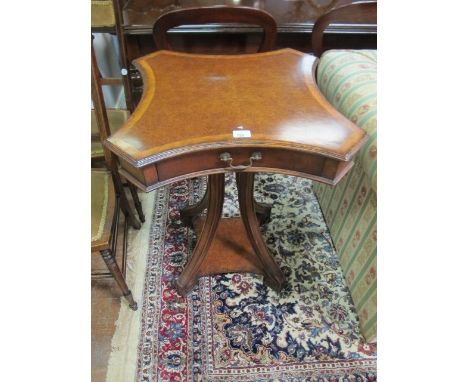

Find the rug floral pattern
[[138, 173, 376, 382]]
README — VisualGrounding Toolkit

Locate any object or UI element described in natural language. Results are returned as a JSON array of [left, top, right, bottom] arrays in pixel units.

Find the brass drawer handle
[[219, 151, 262, 171]]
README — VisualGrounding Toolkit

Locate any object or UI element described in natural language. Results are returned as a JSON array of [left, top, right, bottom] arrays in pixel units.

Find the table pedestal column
[[175, 173, 286, 296]]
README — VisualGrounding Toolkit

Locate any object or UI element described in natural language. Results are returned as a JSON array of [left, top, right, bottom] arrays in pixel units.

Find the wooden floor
[[91, 210, 127, 382]]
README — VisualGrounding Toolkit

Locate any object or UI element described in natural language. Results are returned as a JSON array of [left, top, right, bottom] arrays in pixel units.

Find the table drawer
[[120, 147, 354, 192]]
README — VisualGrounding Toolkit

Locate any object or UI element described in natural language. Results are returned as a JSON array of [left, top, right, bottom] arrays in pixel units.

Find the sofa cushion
[[317, 50, 377, 193]]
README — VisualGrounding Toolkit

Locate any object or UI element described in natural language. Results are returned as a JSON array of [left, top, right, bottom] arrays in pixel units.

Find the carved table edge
[[104, 137, 367, 169]]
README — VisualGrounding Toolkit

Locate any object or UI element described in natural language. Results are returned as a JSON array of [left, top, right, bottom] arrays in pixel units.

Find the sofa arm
[[317, 50, 377, 193]]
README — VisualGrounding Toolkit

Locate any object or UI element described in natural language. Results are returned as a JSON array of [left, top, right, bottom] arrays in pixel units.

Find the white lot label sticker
[[233, 130, 251, 138]]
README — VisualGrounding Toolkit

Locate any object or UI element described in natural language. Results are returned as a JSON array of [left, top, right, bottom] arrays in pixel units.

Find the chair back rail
[[311, 1, 377, 57], [152, 6, 277, 52]]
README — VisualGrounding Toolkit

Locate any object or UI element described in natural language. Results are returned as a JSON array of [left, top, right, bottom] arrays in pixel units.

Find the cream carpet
[[105, 189, 159, 382]]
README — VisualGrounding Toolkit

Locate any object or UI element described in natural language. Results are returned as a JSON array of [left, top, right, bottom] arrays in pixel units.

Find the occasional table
[[104, 48, 367, 296]]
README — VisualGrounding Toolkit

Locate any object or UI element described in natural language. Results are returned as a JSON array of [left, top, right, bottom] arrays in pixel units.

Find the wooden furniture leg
[[110, 169, 141, 230], [180, 186, 209, 227], [236, 172, 285, 292], [254, 200, 272, 226], [128, 183, 146, 223], [119, 188, 141, 230], [100, 248, 138, 310], [175, 174, 225, 295], [180, 178, 270, 226]]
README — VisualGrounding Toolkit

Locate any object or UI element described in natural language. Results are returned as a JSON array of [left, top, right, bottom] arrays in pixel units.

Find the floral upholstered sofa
[[314, 50, 377, 342]]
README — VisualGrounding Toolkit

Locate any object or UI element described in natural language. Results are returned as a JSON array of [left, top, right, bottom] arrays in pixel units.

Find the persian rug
[[108, 173, 376, 382]]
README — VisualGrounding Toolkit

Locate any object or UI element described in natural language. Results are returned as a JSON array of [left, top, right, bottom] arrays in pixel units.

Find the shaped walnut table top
[[105, 48, 366, 190], [104, 48, 367, 296]]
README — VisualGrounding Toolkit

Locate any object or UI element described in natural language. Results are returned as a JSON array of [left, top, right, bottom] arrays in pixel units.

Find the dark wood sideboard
[[111, 0, 377, 109]]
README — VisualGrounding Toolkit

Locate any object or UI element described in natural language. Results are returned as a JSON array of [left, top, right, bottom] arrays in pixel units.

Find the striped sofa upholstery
[[314, 50, 377, 342]]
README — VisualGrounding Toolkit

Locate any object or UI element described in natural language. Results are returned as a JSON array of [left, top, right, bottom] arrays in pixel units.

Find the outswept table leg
[[180, 185, 209, 227], [180, 176, 270, 226], [175, 174, 225, 295], [236, 172, 285, 293], [254, 200, 272, 226]]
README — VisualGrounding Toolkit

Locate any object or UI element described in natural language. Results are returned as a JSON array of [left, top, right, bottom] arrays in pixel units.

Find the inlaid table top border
[[105, 48, 367, 168]]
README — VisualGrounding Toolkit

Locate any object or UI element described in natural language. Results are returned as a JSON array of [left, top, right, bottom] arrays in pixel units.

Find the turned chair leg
[[128, 183, 145, 223], [110, 171, 141, 230], [100, 249, 138, 310], [119, 191, 141, 230]]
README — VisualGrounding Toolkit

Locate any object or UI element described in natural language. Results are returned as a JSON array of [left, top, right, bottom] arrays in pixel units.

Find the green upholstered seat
[[91, 141, 105, 159], [91, 169, 115, 251], [91, 109, 129, 159], [314, 50, 377, 342], [91, 0, 115, 28]]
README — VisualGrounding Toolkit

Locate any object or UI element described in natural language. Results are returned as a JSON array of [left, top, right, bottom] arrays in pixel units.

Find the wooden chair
[[311, 1, 377, 57], [152, 6, 277, 52], [91, 169, 137, 310], [91, 35, 145, 224], [91, 39, 143, 310]]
